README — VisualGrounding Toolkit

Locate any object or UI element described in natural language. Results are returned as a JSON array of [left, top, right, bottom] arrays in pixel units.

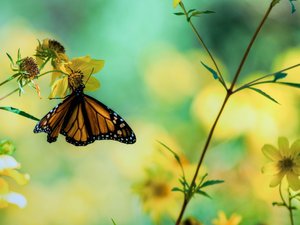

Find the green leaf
[[0, 106, 40, 121], [277, 82, 300, 89], [157, 141, 182, 168], [172, 187, 184, 193], [195, 190, 211, 199], [273, 72, 287, 81], [248, 87, 279, 104], [272, 202, 285, 207], [174, 12, 185, 16], [201, 61, 219, 80], [179, 177, 189, 188], [289, 0, 296, 13], [191, 10, 215, 17], [111, 219, 117, 225], [6, 53, 14, 64], [200, 179, 224, 188], [187, 9, 196, 14]]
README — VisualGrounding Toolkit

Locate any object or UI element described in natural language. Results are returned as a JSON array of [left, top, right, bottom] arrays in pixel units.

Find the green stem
[[179, 2, 227, 90], [288, 189, 295, 225], [233, 63, 300, 93], [0, 70, 65, 101], [0, 73, 20, 86], [174, 2, 276, 224]]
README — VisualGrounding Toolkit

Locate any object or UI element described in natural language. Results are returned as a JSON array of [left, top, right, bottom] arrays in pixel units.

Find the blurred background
[[0, 0, 300, 224]]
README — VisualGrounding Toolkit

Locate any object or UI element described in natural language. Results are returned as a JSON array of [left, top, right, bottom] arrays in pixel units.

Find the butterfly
[[33, 84, 136, 146]]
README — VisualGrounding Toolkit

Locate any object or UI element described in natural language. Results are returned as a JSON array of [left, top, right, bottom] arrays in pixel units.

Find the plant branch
[[174, 2, 276, 224], [229, 1, 275, 91], [179, 2, 227, 90], [233, 63, 300, 93], [0, 70, 64, 101]]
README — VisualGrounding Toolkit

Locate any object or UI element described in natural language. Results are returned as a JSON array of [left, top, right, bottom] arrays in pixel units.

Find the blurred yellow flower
[[191, 77, 298, 150], [133, 166, 180, 222], [212, 211, 242, 225], [262, 137, 300, 191], [35, 38, 69, 84], [0, 154, 29, 208], [173, 0, 181, 8], [49, 56, 104, 98], [0, 140, 15, 155]]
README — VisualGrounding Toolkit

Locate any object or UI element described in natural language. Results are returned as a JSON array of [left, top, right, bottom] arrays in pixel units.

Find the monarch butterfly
[[33, 84, 136, 146]]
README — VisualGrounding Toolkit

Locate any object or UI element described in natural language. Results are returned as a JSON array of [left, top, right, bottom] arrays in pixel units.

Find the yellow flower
[[0, 140, 15, 155], [262, 137, 300, 191], [173, 0, 181, 8], [49, 56, 104, 98], [35, 38, 69, 84], [133, 166, 180, 222], [0, 155, 29, 208], [0, 178, 27, 208], [212, 211, 242, 225]]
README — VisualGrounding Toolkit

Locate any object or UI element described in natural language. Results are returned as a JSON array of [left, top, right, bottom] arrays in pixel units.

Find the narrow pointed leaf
[[277, 82, 300, 89], [0, 106, 40, 121], [6, 53, 14, 64], [172, 187, 184, 193], [289, 0, 296, 13], [157, 141, 182, 167], [200, 179, 224, 188], [111, 219, 117, 225], [201, 61, 219, 80], [272, 202, 285, 207], [191, 10, 215, 17], [174, 12, 185, 16], [195, 190, 211, 199], [248, 87, 279, 104], [187, 9, 196, 14], [273, 72, 287, 82]]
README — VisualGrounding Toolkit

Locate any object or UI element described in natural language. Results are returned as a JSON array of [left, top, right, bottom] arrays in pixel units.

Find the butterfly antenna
[[84, 68, 95, 86]]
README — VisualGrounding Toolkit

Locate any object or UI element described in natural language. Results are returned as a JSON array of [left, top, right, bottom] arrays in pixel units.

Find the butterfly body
[[34, 84, 136, 146]]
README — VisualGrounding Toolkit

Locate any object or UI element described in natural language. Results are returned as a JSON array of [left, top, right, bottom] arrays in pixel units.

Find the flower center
[[68, 70, 84, 91], [148, 181, 169, 198], [19, 57, 39, 79], [278, 157, 295, 171], [48, 39, 65, 53]]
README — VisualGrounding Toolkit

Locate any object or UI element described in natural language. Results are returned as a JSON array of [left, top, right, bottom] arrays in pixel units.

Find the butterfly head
[[68, 68, 84, 91]]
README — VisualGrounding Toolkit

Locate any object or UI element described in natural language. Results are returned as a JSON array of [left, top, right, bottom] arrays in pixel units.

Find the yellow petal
[[50, 70, 64, 85], [0, 155, 20, 171], [261, 162, 280, 175], [262, 144, 281, 161], [269, 171, 285, 187], [290, 139, 300, 156], [229, 214, 242, 225], [278, 137, 289, 156], [0, 178, 9, 194], [286, 171, 300, 191], [173, 0, 181, 8], [84, 76, 100, 91], [49, 77, 69, 98], [2, 169, 30, 185], [78, 57, 105, 76]]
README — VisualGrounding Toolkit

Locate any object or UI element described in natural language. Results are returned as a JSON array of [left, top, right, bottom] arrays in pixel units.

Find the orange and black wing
[[33, 94, 76, 143], [60, 94, 136, 146]]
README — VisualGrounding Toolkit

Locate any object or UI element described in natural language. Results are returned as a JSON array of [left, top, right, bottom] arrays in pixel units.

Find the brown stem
[[175, 93, 230, 225], [174, 1, 276, 224], [229, 2, 274, 91], [179, 2, 227, 90]]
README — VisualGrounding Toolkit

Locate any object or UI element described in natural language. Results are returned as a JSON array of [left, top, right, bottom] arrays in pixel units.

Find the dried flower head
[[19, 57, 39, 79]]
